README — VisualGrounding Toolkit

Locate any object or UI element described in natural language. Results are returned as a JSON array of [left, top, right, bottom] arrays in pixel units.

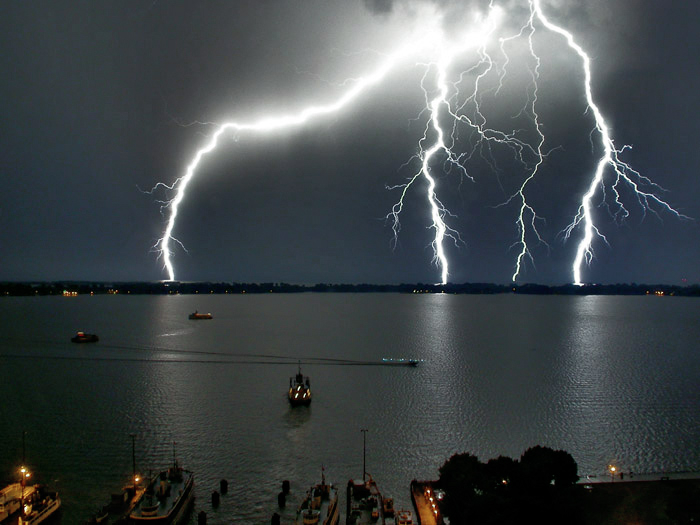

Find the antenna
[[360, 429, 368, 481]]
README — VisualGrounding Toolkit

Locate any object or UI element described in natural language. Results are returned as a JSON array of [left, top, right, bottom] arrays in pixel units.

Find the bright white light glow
[[152, 0, 685, 285]]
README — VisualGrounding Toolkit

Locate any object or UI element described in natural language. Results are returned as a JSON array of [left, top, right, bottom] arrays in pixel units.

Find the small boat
[[71, 331, 99, 343], [395, 509, 414, 524], [129, 457, 194, 524], [289, 363, 311, 406], [17, 485, 61, 525], [382, 496, 395, 518], [295, 468, 339, 525], [381, 357, 421, 367], [188, 311, 212, 320]]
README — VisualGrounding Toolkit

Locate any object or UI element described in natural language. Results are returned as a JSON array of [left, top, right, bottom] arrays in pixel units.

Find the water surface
[[0, 293, 698, 523]]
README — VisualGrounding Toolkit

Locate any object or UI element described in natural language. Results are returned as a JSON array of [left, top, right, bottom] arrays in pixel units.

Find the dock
[[410, 480, 442, 525]]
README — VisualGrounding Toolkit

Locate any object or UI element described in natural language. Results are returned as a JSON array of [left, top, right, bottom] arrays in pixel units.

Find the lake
[[0, 293, 699, 523]]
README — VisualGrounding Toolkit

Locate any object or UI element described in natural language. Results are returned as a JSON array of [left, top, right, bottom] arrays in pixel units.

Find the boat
[[346, 475, 411, 524], [394, 509, 414, 524], [294, 468, 339, 525], [346, 476, 383, 524], [129, 458, 194, 524], [0, 482, 37, 522], [188, 311, 212, 320], [97, 436, 146, 524], [71, 331, 99, 343], [17, 485, 61, 525], [103, 482, 145, 525], [2, 436, 59, 525], [381, 358, 421, 367], [289, 363, 311, 406]]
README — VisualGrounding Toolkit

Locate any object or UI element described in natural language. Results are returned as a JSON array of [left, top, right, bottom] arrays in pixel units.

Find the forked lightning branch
[[152, 0, 685, 285]]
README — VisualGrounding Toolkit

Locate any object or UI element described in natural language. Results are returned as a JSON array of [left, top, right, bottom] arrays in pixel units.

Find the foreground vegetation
[[437, 446, 580, 524], [436, 447, 700, 524]]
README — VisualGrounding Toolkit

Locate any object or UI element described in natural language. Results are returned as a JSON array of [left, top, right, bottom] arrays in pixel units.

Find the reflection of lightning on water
[[152, 0, 686, 285]]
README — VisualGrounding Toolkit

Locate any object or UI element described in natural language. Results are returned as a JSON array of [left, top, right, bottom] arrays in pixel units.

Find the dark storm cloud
[[363, 0, 395, 15], [362, 0, 493, 24]]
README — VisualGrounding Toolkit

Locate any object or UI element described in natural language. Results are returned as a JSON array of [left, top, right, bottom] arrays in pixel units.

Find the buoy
[[282, 480, 290, 494], [220, 479, 228, 495], [271, 512, 281, 525], [198, 510, 207, 524], [277, 491, 286, 507], [211, 490, 220, 507]]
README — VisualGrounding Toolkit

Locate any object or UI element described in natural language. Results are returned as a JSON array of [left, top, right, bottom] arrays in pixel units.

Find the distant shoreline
[[1, 281, 699, 296]]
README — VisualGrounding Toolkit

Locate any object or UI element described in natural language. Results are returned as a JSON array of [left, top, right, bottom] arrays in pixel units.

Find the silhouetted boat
[[0, 481, 36, 522], [188, 311, 212, 320], [17, 485, 61, 525], [289, 363, 311, 406], [294, 467, 339, 525], [129, 458, 194, 524], [1, 446, 60, 525], [102, 435, 146, 524], [71, 331, 99, 343]]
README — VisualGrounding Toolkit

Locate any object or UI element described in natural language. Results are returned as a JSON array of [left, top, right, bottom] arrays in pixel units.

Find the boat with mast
[[129, 443, 194, 524], [345, 430, 413, 524], [288, 362, 311, 406], [294, 467, 339, 525], [90, 434, 145, 524], [1, 433, 60, 525]]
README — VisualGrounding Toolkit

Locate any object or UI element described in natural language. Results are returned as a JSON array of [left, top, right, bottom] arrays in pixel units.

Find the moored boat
[[0, 482, 36, 522], [346, 476, 383, 524], [295, 468, 339, 525], [71, 331, 99, 343], [188, 311, 212, 320], [394, 509, 414, 524], [98, 435, 146, 524], [346, 475, 410, 525], [17, 485, 61, 525], [288, 363, 311, 406], [129, 459, 194, 524]]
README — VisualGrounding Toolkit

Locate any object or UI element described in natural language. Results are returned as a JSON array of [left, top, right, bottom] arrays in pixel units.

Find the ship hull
[[130, 471, 194, 524]]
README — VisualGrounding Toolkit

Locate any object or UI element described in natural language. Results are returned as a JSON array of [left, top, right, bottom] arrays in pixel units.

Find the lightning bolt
[[154, 7, 503, 284], [152, 1, 687, 286], [387, 8, 503, 284], [531, 0, 689, 285], [152, 42, 417, 282]]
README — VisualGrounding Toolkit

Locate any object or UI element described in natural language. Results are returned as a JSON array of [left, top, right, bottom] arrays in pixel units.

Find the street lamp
[[608, 465, 616, 482], [20, 466, 31, 517]]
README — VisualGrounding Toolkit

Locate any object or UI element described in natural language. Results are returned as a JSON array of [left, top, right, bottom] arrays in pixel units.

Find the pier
[[410, 480, 442, 525]]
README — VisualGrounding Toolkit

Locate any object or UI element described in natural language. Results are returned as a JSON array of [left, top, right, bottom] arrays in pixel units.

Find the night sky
[[2, 0, 698, 285]]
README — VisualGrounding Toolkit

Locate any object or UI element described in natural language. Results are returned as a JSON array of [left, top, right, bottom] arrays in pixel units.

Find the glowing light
[[151, 1, 686, 285], [532, 0, 688, 285], [387, 7, 503, 284], [153, 39, 422, 282]]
